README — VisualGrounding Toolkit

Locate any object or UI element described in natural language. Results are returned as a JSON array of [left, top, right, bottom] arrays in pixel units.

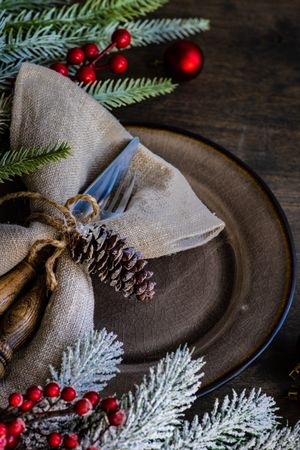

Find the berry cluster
[[0, 383, 127, 449], [50, 29, 131, 84]]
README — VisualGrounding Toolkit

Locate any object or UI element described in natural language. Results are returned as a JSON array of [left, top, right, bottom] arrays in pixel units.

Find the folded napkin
[[0, 63, 224, 402]]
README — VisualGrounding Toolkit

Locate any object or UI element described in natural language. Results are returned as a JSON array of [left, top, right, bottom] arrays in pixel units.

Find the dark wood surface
[[113, 0, 300, 424]]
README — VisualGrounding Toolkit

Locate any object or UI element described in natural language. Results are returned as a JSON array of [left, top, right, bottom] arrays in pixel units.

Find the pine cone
[[68, 223, 156, 301]]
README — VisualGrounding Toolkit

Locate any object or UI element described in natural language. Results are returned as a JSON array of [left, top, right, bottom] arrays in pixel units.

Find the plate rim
[[125, 122, 297, 397]]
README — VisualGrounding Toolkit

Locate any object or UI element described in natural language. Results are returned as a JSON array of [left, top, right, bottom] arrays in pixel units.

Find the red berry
[[74, 398, 92, 416], [108, 409, 127, 426], [63, 433, 79, 449], [109, 54, 128, 74], [112, 29, 131, 49], [101, 397, 119, 413], [8, 392, 23, 408], [61, 386, 77, 402], [67, 47, 85, 65], [83, 391, 100, 406], [75, 66, 96, 84], [20, 399, 34, 412], [0, 423, 7, 436], [5, 435, 19, 449], [50, 63, 69, 77], [83, 43, 99, 61], [45, 382, 60, 398], [47, 432, 62, 448], [0, 435, 6, 448], [7, 419, 25, 436], [26, 385, 43, 402]]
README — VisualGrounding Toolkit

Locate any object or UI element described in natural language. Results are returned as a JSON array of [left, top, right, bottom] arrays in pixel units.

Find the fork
[[100, 171, 136, 220]]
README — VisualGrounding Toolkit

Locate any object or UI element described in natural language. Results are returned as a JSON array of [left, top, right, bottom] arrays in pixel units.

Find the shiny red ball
[[83, 43, 99, 61], [75, 66, 96, 84], [8, 392, 23, 408], [47, 432, 62, 448], [108, 409, 127, 426], [112, 29, 131, 49], [67, 47, 85, 65], [164, 40, 204, 81], [63, 433, 79, 449], [7, 419, 25, 437], [45, 382, 60, 398], [26, 385, 43, 402], [61, 386, 77, 402], [5, 435, 19, 449], [83, 391, 100, 406], [0, 435, 6, 448], [74, 398, 92, 416], [50, 63, 69, 77], [109, 54, 128, 74], [20, 398, 34, 412], [101, 397, 119, 413], [0, 423, 7, 436]]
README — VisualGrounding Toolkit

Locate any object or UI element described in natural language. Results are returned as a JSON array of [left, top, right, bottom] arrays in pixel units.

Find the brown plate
[[93, 125, 296, 396]]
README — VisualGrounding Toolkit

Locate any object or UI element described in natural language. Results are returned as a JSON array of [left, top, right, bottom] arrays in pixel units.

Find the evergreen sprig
[[0, 0, 70, 11], [83, 77, 177, 109], [0, 92, 12, 134], [0, 141, 71, 182]]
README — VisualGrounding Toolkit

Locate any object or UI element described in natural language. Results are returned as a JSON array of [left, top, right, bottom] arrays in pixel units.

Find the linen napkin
[[0, 63, 224, 402]]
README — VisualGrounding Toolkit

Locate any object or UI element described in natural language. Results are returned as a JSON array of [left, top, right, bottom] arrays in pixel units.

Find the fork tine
[[112, 172, 136, 216], [104, 171, 131, 214]]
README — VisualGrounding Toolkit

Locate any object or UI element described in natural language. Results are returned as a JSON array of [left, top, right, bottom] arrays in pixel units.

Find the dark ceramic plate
[[93, 125, 296, 396]]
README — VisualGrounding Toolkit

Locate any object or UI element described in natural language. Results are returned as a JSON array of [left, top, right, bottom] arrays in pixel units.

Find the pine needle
[[0, 0, 70, 11], [0, 92, 12, 134], [0, 141, 71, 182]]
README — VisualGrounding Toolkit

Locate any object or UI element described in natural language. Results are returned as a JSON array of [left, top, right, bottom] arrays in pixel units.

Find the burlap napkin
[[0, 63, 224, 402]]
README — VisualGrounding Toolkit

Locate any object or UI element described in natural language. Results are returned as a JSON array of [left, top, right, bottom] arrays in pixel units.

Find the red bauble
[[75, 66, 96, 84], [67, 47, 85, 65], [0, 423, 7, 436], [50, 63, 69, 77], [109, 54, 128, 74], [0, 435, 6, 448], [45, 382, 60, 398], [112, 29, 131, 49], [47, 432, 63, 448], [5, 435, 19, 449], [164, 40, 204, 81], [63, 433, 79, 449], [83, 391, 100, 406], [20, 399, 34, 412], [101, 397, 119, 413], [74, 398, 92, 416], [7, 419, 25, 436], [8, 392, 23, 408], [83, 43, 99, 61], [61, 386, 77, 402], [26, 385, 43, 402], [108, 409, 127, 426]]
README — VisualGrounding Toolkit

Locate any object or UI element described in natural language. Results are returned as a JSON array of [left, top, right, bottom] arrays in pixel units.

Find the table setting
[[0, 0, 298, 449]]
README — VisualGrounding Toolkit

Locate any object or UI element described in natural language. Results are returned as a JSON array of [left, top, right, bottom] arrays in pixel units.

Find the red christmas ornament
[[45, 382, 61, 398], [0, 423, 7, 436], [83, 43, 99, 61], [75, 66, 96, 84], [67, 47, 85, 65], [109, 54, 128, 74], [8, 392, 23, 408], [63, 433, 79, 449], [20, 399, 34, 412], [61, 386, 77, 402], [83, 391, 100, 406], [26, 385, 43, 402], [5, 435, 19, 449], [0, 436, 6, 448], [101, 397, 119, 413], [7, 419, 25, 437], [47, 432, 63, 448], [164, 40, 204, 81], [74, 398, 92, 416], [108, 409, 127, 426], [112, 29, 131, 49], [50, 63, 69, 77]]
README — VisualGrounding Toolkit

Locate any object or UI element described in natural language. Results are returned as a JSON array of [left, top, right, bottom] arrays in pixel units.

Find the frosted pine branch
[[83, 77, 177, 109], [49, 329, 123, 394], [241, 421, 300, 450], [100, 346, 205, 449], [0, 92, 12, 134], [0, 0, 70, 11]]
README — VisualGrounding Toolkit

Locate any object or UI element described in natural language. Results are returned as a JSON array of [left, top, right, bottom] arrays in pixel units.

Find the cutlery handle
[[0, 276, 46, 378], [0, 260, 36, 316]]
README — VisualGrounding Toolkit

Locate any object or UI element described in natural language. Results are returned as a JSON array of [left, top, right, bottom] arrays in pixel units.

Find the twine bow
[[0, 192, 99, 291]]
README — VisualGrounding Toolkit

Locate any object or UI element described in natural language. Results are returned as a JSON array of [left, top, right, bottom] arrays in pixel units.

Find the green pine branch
[[0, 141, 71, 182], [0, 92, 12, 134], [83, 77, 177, 109], [0, 0, 70, 12]]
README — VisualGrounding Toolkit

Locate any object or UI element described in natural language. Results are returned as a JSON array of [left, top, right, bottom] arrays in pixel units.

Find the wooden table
[[114, 0, 299, 424]]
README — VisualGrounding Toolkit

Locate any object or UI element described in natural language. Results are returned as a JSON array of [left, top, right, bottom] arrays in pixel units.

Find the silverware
[[72, 137, 139, 219]]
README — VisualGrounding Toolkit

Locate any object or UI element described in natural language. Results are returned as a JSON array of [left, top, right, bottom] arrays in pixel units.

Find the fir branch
[[0, 0, 69, 11], [162, 389, 279, 449], [241, 421, 300, 450], [0, 141, 70, 182], [49, 330, 124, 394], [101, 346, 205, 449], [83, 77, 177, 109], [0, 92, 12, 134]]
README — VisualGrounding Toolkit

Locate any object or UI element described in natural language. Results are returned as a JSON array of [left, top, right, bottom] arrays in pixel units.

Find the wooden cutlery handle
[[0, 260, 36, 316], [0, 276, 46, 378]]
